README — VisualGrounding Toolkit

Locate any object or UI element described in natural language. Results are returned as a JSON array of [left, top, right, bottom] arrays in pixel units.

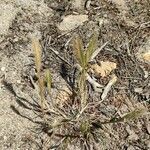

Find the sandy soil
[[0, 0, 149, 150]]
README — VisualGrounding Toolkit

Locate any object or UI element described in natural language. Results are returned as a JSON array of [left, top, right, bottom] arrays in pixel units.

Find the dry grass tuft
[[31, 36, 149, 149]]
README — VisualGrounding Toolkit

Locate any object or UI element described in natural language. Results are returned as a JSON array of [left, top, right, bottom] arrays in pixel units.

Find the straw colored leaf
[[90, 61, 117, 78], [142, 51, 150, 62]]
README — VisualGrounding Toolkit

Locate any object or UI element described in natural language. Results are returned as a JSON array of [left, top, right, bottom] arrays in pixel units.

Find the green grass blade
[[73, 35, 85, 68], [86, 33, 98, 63]]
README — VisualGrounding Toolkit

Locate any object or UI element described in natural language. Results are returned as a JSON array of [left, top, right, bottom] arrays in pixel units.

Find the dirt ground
[[0, 0, 150, 150]]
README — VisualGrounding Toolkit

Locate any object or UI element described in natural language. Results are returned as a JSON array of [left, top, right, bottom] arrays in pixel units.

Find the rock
[[57, 15, 88, 32], [134, 87, 143, 93]]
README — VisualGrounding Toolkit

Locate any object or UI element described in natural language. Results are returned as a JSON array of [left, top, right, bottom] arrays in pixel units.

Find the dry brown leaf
[[142, 51, 150, 62], [90, 61, 117, 78]]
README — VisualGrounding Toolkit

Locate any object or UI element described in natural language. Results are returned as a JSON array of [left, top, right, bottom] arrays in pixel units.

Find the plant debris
[[0, 0, 150, 149], [90, 61, 117, 78], [101, 74, 117, 101]]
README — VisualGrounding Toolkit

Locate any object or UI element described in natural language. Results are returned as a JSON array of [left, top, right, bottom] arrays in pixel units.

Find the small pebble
[[16, 80, 21, 84], [57, 15, 88, 31], [4, 136, 7, 141], [134, 87, 143, 93], [1, 67, 6, 72]]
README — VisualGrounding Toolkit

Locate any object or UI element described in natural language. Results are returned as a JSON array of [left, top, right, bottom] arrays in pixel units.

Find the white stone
[[58, 15, 88, 31], [1, 67, 6, 72], [134, 87, 143, 93]]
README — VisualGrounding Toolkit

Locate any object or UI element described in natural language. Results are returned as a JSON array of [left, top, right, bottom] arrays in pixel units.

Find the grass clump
[[31, 36, 148, 149], [72, 33, 98, 109], [32, 38, 48, 114]]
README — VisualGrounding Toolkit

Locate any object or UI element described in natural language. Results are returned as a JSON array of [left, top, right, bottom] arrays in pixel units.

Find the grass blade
[[103, 108, 147, 124], [86, 33, 98, 63], [73, 35, 85, 68]]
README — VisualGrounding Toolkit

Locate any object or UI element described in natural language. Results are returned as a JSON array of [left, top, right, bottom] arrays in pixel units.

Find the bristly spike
[[32, 38, 42, 73], [32, 38, 47, 112]]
